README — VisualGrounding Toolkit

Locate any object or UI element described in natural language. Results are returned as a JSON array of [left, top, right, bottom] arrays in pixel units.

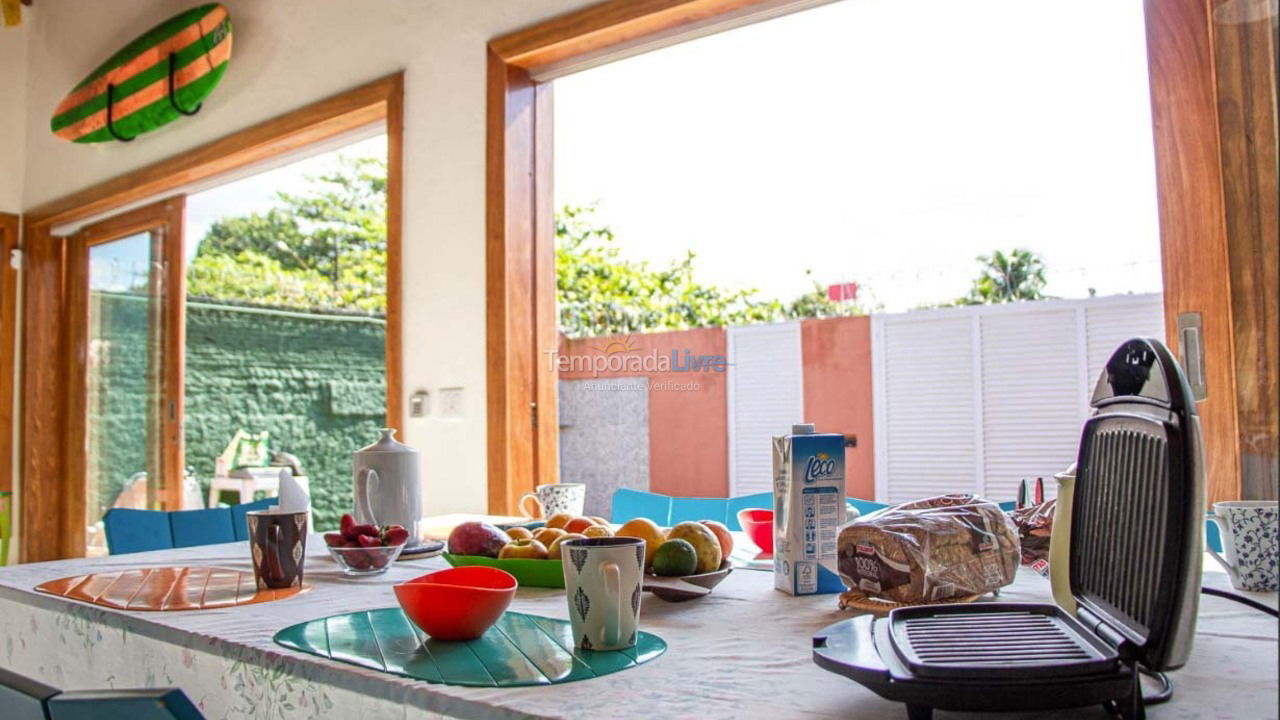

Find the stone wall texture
[[89, 293, 386, 531]]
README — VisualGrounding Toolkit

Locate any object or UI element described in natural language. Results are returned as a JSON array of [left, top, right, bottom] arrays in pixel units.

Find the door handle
[[1176, 312, 1207, 401]]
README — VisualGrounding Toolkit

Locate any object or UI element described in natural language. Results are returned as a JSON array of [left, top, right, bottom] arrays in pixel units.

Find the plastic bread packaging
[[836, 494, 1020, 603], [1009, 498, 1056, 565]]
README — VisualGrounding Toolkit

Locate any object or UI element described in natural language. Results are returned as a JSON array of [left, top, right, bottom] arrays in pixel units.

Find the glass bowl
[[327, 543, 405, 575]]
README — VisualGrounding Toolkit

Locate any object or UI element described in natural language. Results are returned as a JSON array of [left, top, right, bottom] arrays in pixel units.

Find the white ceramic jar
[[353, 429, 423, 549]]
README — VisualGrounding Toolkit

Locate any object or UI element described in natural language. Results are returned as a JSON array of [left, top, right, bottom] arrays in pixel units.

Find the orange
[[563, 516, 595, 534], [615, 517, 667, 568], [532, 526, 566, 546], [545, 512, 574, 530], [699, 520, 734, 559]]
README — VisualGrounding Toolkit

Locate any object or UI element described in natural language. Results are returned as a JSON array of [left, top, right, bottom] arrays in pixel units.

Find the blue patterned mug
[[1206, 501, 1278, 592], [561, 537, 645, 651]]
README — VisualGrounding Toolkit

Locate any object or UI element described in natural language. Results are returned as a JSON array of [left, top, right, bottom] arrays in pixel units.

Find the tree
[[187, 155, 387, 313], [556, 205, 860, 337], [958, 248, 1048, 305]]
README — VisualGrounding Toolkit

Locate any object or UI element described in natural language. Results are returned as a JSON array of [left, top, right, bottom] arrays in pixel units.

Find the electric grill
[[813, 338, 1205, 720]]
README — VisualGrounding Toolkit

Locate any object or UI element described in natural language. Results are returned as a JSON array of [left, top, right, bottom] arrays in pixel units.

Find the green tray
[[442, 552, 565, 588], [274, 609, 665, 687]]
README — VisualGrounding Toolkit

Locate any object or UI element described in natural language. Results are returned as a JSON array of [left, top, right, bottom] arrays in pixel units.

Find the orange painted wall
[[801, 317, 876, 500], [559, 328, 729, 497]]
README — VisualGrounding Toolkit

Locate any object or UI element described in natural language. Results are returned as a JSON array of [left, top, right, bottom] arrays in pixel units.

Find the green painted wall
[[90, 293, 387, 531]]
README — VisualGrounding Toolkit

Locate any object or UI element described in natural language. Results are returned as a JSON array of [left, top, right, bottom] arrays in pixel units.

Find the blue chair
[[169, 508, 235, 548], [49, 689, 204, 720], [104, 508, 176, 555], [0, 666, 58, 720], [104, 499, 278, 555], [230, 498, 278, 541], [1205, 518, 1223, 553], [610, 489, 890, 531]]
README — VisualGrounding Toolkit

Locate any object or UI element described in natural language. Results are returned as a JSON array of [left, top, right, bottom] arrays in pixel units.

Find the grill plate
[[888, 604, 1119, 680]]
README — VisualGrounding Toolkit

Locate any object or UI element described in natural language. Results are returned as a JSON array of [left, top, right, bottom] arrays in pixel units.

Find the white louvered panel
[[878, 316, 977, 504], [727, 322, 804, 496], [1085, 294, 1166, 386], [979, 311, 1082, 503]]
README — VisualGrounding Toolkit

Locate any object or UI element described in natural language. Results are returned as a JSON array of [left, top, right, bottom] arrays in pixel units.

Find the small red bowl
[[736, 508, 774, 554], [393, 566, 517, 641]]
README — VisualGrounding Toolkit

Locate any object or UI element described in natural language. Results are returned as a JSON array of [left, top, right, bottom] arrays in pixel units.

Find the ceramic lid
[[355, 428, 417, 455]]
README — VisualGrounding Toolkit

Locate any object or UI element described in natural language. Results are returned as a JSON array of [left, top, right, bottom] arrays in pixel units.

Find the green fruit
[[652, 539, 699, 577]]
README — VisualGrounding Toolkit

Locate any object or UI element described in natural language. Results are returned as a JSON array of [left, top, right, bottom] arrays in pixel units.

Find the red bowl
[[393, 566, 517, 641], [736, 508, 774, 554]]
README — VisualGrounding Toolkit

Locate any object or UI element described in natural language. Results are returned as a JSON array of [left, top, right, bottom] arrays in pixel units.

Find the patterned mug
[[247, 509, 308, 590], [519, 483, 586, 519], [1206, 500, 1278, 592], [561, 537, 645, 651]]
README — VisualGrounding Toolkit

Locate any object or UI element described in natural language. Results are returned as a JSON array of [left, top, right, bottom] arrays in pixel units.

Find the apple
[[563, 517, 595, 534], [533, 526, 566, 546], [699, 520, 735, 559], [547, 532, 585, 557], [507, 526, 533, 541], [499, 538, 549, 560], [582, 524, 613, 538], [447, 521, 511, 558]]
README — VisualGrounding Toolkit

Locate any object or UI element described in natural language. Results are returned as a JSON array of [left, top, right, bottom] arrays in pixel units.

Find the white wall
[[0, 21, 28, 212], [13, 0, 599, 516]]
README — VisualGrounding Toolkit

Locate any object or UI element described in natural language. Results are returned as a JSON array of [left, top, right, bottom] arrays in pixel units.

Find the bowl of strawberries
[[324, 513, 411, 576]]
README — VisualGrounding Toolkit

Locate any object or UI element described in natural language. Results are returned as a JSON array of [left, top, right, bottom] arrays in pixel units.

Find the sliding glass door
[[70, 198, 185, 556]]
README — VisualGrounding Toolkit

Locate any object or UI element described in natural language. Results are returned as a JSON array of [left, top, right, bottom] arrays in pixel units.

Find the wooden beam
[[385, 73, 406, 433], [486, 49, 539, 514], [491, 0, 782, 72], [1144, 0, 1241, 504], [1212, 3, 1279, 500], [532, 82, 560, 487]]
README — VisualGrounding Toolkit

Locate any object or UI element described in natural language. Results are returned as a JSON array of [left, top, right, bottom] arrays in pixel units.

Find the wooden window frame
[[20, 73, 405, 561], [487, 0, 1277, 512], [1, 212, 18, 499]]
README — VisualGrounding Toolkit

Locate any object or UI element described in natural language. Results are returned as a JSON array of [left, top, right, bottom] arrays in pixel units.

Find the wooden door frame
[[68, 198, 187, 530], [1, 212, 18, 498], [487, 0, 1275, 511], [20, 73, 405, 561]]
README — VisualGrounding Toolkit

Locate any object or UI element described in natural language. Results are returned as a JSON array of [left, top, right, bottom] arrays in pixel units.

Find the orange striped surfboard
[[51, 4, 232, 143]]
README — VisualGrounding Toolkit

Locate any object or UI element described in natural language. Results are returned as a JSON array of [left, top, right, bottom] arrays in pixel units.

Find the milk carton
[[773, 424, 846, 595]]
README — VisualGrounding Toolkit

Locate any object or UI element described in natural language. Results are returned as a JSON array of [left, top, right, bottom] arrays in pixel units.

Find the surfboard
[[51, 3, 232, 144]]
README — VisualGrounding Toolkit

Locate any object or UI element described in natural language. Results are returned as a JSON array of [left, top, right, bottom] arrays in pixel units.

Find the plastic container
[[394, 566, 517, 641]]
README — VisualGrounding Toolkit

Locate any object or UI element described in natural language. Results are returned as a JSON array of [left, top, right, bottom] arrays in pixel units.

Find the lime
[[652, 539, 699, 576]]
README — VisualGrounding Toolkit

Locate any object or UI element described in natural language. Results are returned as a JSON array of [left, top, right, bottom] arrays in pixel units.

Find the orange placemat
[[35, 566, 311, 611]]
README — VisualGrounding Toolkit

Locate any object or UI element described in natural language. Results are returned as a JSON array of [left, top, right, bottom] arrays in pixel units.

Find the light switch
[[409, 390, 429, 417], [439, 387, 464, 418]]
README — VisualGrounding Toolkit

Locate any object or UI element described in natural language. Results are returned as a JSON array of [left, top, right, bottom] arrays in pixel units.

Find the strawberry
[[356, 534, 382, 548], [340, 513, 357, 539], [349, 523, 379, 539], [382, 526, 410, 547], [345, 549, 371, 570], [323, 532, 346, 547], [368, 550, 391, 569]]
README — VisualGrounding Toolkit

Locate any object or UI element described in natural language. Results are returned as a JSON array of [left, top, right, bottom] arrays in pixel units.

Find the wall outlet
[[439, 387, 464, 418]]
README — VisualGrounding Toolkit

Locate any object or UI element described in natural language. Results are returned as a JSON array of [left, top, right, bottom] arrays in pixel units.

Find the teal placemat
[[274, 609, 666, 687]]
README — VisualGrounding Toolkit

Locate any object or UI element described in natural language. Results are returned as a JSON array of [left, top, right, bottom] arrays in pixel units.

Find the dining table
[[0, 536, 1275, 720]]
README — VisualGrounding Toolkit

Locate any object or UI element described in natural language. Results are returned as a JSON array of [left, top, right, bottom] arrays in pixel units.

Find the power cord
[[1202, 586, 1280, 617]]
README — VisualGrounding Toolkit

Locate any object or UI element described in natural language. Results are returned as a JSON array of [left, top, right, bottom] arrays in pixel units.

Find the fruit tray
[[443, 553, 566, 588], [275, 609, 666, 687]]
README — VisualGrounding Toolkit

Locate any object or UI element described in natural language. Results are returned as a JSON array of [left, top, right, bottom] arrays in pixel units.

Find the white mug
[[519, 483, 586, 519], [561, 537, 645, 651], [1206, 500, 1278, 592]]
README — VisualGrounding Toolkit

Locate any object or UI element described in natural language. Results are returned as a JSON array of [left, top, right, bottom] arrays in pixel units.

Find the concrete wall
[[801, 316, 875, 499], [89, 294, 386, 530], [0, 21, 27, 211], [559, 328, 731, 498], [8, 0, 600, 515]]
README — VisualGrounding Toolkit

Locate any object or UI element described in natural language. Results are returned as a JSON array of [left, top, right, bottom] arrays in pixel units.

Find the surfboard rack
[[104, 53, 200, 142]]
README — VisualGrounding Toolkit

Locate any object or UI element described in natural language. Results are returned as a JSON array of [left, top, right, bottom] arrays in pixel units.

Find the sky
[[552, 0, 1163, 312]]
